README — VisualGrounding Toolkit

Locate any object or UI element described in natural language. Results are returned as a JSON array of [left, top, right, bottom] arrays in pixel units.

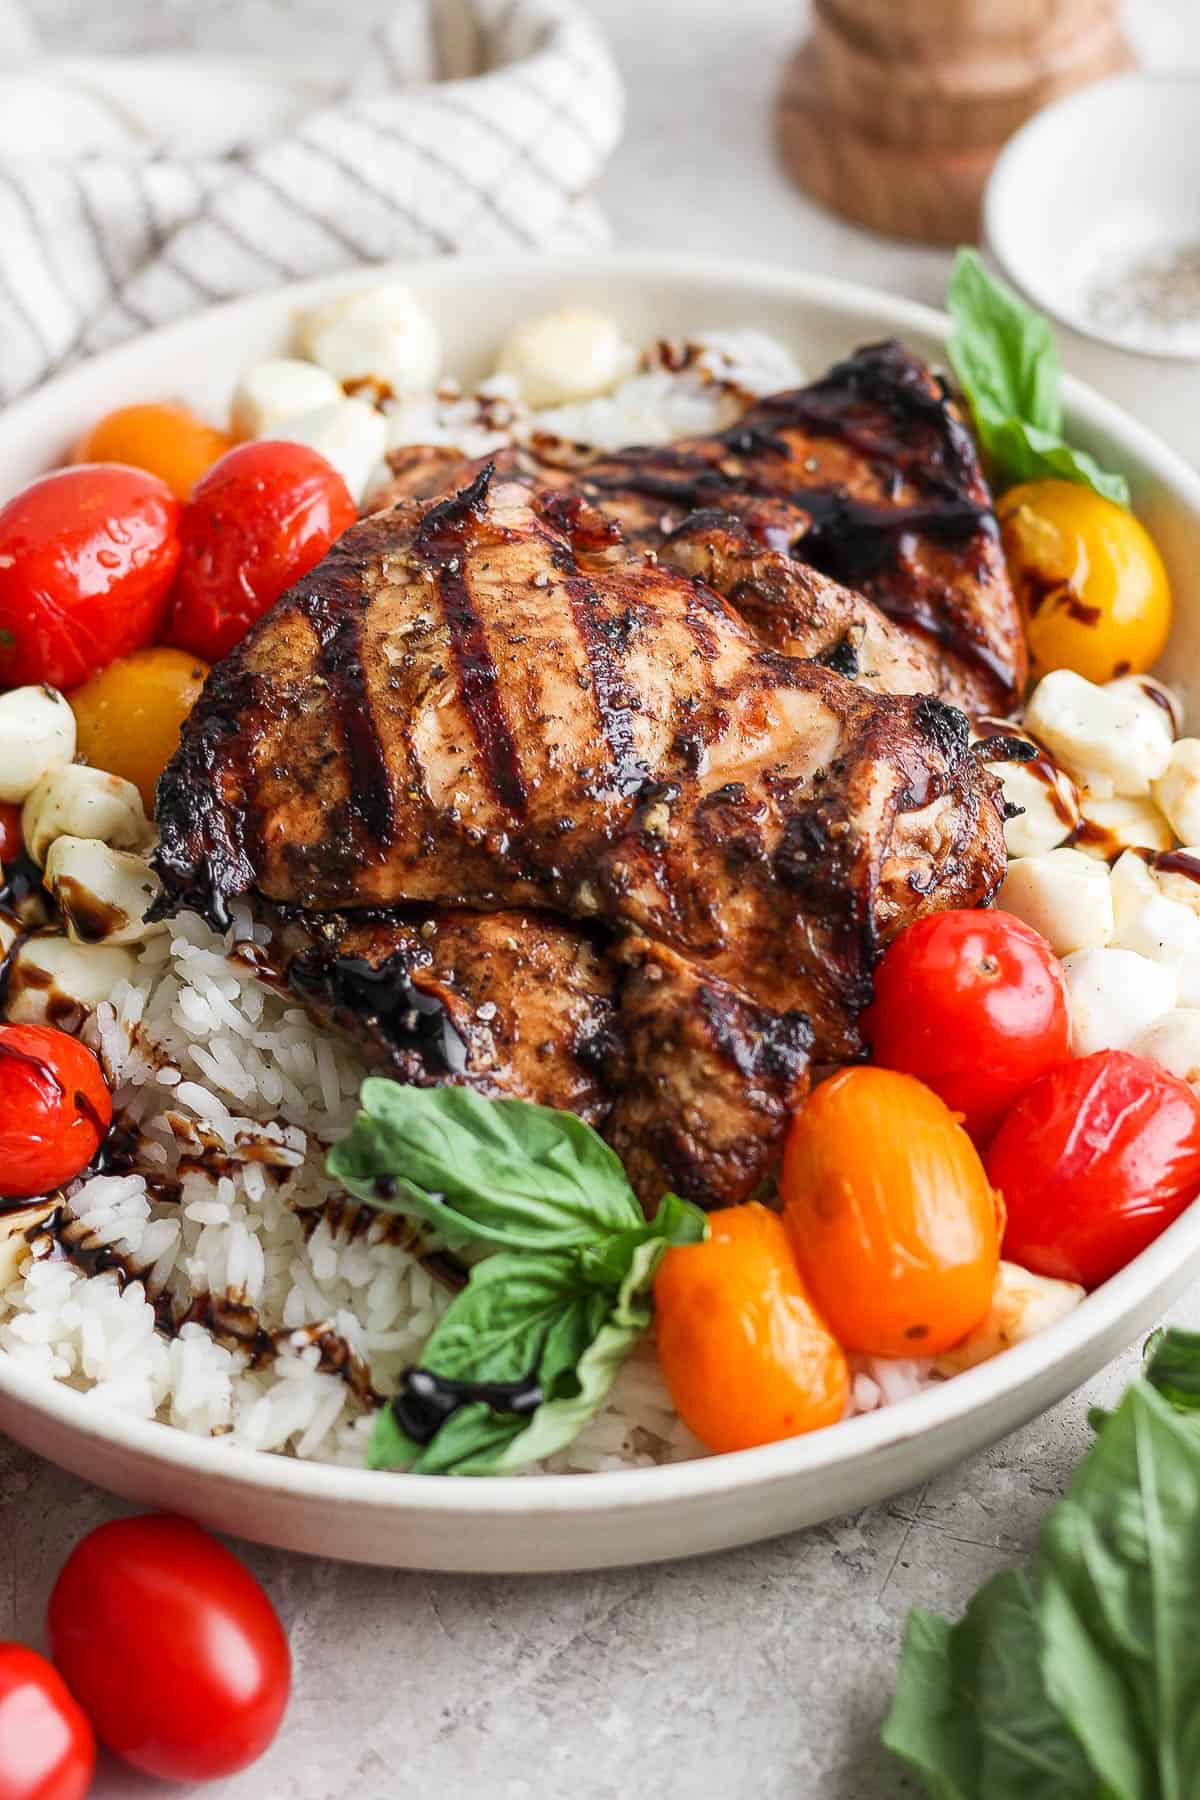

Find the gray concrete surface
[[7, 2, 1200, 1796]]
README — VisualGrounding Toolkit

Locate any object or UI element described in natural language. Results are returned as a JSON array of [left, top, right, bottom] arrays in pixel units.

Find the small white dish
[[986, 73, 1200, 362], [3, 253, 1200, 1572]]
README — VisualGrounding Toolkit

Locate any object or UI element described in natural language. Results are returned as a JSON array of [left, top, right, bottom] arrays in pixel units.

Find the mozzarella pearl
[[1153, 738, 1200, 846], [0, 686, 76, 804], [934, 1261, 1085, 1376], [1024, 668, 1174, 798], [3, 935, 137, 1026], [495, 307, 635, 408], [43, 837, 164, 946], [231, 358, 344, 439], [22, 763, 150, 867], [297, 283, 441, 399], [1061, 946, 1177, 1054], [996, 847, 1114, 955], [1130, 1009, 1200, 1087]]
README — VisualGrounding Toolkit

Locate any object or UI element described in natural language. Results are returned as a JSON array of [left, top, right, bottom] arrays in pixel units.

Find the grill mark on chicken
[[416, 468, 529, 822], [295, 589, 396, 848], [562, 572, 652, 801]]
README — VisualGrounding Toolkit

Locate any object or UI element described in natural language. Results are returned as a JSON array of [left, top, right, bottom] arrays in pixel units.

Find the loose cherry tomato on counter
[[654, 1203, 849, 1453], [0, 1642, 95, 1800], [782, 1068, 1001, 1358], [72, 401, 233, 502], [48, 1514, 290, 1784], [0, 466, 181, 691], [998, 478, 1170, 684], [166, 440, 356, 663], [863, 909, 1071, 1144], [70, 645, 209, 813], [0, 803, 23, 866], [0, 1023, 111, 1198], [986, 1049, 1200, 1288]]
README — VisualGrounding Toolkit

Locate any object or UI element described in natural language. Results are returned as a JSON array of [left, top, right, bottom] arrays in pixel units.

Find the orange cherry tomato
[[654, 1203, 849, 1453], [71, 645, 209, 814], [782, 1068, 1000, 1358], [73, 402, 234, 502]]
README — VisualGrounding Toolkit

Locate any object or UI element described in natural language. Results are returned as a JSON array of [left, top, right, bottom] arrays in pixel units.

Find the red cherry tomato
[[0, 465, 180, 690], [0, 1643, 95, 1800], [167, 440, 356, 662], [863, 908, 1071, 1143], [0, 1024, 111, 1198], [0, 803, 22, 865], [987, 1050, 1200, 1288], [48, 1514, 290, 1783]]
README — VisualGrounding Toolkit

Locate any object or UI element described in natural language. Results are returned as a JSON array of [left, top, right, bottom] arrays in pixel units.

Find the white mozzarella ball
[[22, 763, 150, 867], [232, 358, 344, 439], [1149, 848, 1200, 916], [495, 307, 636, 408], [43, 837, 164, 946], [1130, 1009, 1200, 1088], [935, 1261, 1085, 1376], [3, 935, 137, 1026], [270, 399, 386, 506], [297, 283, 441, 399], [1106, 673, 1184, 738], [1023, 668, 1174, 798], [1074, 790, 1173, 860], [1153, 738, 1200, 846], [996, 848, 1114, 955], [1061, 946, 1177, 1055], [995, 756, 1080, 856], [1111, 850, 1200, 1004], [0, 686, 76, 804]]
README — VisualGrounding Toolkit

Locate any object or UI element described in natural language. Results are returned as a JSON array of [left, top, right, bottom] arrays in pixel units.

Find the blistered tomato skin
[[71, 645, 210, 813], [0, 1641, 96, 1800], [0, 466, 181, 691], [654, 1204, 849, 1454], [167, 440, 357, 663], [73, 401, 233, 501], [48, 1514, 290, 1783], [863, 909, 1071, 1143], [987, 1049, 1200, 1288], [999, 478, 1170, 684], [0, 1023, 112, 1198], [782, 1068, 1001, 1358]]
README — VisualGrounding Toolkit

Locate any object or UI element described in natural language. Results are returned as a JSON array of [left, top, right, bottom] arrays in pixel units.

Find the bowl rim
[[4, 248, 1200, 1522], [984, 69, 1200, 364]]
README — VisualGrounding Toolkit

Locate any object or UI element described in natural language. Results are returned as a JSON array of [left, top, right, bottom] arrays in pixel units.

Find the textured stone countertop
[[5, 2, 1200, 1796]]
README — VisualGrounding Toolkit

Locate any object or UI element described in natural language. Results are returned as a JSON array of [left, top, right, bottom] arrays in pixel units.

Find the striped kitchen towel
[[0, 0, 624, 403]]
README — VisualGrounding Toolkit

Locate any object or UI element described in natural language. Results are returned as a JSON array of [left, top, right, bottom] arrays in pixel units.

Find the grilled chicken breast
[[157, 466, 1007, 1071], [371, 341, 1025, 714]]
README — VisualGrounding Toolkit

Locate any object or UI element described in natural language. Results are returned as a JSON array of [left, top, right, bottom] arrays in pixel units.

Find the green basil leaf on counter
[[947, 248, 1130, 508], [1038, 1383, 1200, 1799], [882, 1571, 1093, 1800], [884, 1329, 1200, 1799], [1142, 1323, 1200, 1411], [327, 1078, 643, 1253], [341, 1081, 710, 1476]]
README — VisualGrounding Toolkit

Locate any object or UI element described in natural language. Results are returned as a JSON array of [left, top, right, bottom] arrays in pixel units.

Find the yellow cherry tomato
[[70, 647, 209, 812], [998, 478, 1170, 684], [655, 1204, 849, 1453], [782, 1068, 1001, 1359], [72, 403, 233, 501]]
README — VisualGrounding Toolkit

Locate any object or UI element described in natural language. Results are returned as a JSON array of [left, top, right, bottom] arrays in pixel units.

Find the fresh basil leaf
[[1038, 1382, 1200, 1800], [946, 248, 1130, 507], [577, 1189, 707, 1287], [972, 413, 1131, 508], [948, 247, 1062, 436], [883, 1570, 1093, 1800], [328, 1079, 642, 1252], [1142, 1325, 1200, 1411], [367, 1394, 522, 1474]]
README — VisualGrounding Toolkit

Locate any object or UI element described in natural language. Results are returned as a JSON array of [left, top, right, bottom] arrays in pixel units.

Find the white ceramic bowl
[[3, 253, 1200, 1573]]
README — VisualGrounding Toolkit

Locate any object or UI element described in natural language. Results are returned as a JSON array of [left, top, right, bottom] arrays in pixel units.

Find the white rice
[[0, 329, 943, 1472]]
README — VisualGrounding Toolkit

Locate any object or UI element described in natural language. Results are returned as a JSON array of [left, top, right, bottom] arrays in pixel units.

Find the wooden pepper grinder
[[778, 0, 1133, 244]]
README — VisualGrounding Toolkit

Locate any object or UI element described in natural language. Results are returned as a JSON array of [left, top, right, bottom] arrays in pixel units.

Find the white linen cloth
[[0, 0, 624, 402]]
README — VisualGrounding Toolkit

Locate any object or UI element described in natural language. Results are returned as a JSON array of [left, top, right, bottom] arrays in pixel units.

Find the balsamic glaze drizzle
[[392, 1366, 544, 1445]]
